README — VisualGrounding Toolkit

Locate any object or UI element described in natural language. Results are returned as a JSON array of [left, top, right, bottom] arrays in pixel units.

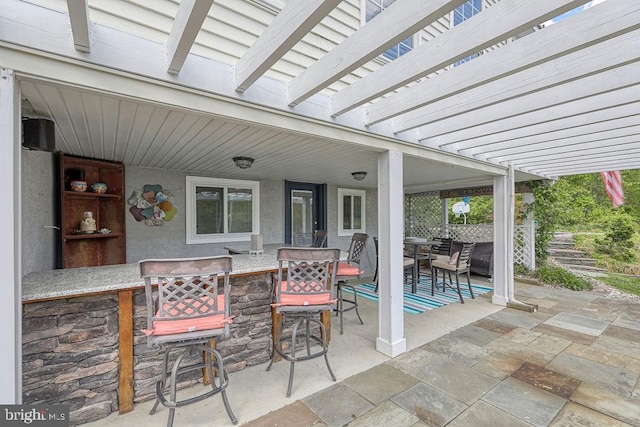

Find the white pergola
[[1, 0, 638, 403]]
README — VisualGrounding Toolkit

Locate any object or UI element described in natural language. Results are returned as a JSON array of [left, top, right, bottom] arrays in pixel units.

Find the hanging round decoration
[[128, 184, 177, 226]]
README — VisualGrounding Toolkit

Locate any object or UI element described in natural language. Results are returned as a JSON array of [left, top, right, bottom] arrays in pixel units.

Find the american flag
[[600, 171, 625, 208]]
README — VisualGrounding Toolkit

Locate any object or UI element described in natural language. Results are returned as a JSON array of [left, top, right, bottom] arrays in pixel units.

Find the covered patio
[[82, 278, 640, 426], [1, 0, 639, 422]]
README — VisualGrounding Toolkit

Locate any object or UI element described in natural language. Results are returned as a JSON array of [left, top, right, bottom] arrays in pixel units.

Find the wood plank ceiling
[[7, 0, 640, 188]]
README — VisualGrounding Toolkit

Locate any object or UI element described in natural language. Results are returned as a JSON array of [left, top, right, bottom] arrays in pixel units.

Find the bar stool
[[334, 232, 368, 335], [140, 256, 238, 427], [267, 247, 341, 397]]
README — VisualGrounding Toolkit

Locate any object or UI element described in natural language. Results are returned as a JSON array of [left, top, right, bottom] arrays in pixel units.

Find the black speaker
[[22, 118, 55, 151]]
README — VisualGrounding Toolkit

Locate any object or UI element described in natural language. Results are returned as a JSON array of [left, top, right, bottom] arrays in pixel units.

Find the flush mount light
[[351, 171, 367, 181], [233, 157, 254, 169]]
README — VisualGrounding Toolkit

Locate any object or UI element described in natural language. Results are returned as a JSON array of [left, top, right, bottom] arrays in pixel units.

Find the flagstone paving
[[244, 283, 640, 427]]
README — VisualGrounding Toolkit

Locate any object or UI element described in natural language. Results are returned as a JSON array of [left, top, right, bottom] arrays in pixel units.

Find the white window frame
[[360, 0, 417, 62], [338, 188, 366, 236], [186, 176, 260, 244]]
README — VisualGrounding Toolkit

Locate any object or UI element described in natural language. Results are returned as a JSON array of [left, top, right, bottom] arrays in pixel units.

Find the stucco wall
[[21, 149, 57, 274], [124, 167, 285, 262], [21, 153, 379, 276]]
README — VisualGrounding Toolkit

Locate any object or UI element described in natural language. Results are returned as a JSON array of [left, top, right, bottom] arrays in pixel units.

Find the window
[[186, 176, 260, 244], [363, 0, 414, 61], [453, 0, 482, 66], [338, 188, 366, 236]]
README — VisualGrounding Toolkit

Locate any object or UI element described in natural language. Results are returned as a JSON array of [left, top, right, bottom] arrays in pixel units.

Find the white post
[[492, 166, 515, 306], [376, 150, 406, 357], [0, 67, 21, 403], [441, 198, 449, 237], [522, 192, 536, 270]]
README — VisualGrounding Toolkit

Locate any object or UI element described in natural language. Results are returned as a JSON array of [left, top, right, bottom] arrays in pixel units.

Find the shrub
[[514, 263, 532, 277], [535, 264, 592, 291], [595, 214, 638, 263]]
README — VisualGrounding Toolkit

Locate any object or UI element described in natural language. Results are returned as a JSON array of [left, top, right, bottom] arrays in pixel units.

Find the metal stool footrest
[[151, 342, 237, 426], [335, 281, 364, 335], [267, 312, 336, 397]]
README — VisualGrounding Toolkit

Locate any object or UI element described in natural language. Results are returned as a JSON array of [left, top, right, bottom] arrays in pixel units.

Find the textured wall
[[21, 154, 378, 275], [21, 149, 57, 274]]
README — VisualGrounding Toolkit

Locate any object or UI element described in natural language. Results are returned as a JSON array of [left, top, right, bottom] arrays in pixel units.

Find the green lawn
[[598, 274, 640, 297]]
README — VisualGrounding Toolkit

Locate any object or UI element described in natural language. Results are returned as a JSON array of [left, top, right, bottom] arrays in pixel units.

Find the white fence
[[405, 192, 534, 267]]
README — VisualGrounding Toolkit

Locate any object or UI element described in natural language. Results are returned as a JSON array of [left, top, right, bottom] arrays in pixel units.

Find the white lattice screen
[[405, 193, 533, 267]]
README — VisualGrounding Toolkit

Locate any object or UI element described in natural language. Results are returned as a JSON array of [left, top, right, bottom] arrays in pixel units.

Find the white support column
[[492, 166, 515, 306], [441, 198, 449, 237], [376, 150, 406, 357], [0, 67, 21, 403], [522, 192, 536, 270]]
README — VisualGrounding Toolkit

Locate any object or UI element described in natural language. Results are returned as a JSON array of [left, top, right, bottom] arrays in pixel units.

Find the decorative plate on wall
[[128, 184, 177, 226]]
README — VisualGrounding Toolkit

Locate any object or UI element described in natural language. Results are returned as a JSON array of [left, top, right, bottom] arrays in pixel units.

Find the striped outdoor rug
[[343, 274, 493, 314]]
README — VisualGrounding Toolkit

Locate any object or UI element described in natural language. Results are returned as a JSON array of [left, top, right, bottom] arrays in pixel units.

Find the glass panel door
[[284, 181, 327, 246], [291, 190, 313, 246]]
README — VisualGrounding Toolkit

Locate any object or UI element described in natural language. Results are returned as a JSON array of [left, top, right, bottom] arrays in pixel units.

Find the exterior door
[[285, 181, 327, 246]]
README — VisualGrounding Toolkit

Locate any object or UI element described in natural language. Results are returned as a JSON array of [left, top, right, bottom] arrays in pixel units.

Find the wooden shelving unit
[[59, 153, 126, 268]]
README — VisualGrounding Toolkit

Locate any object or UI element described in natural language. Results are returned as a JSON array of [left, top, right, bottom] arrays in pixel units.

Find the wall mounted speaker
[[22, 118, 55, 152]]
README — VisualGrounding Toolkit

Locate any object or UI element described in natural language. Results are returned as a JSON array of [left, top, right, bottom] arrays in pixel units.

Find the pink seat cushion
[[334, 263, 362, 277], [276, 281, 332, 306], [143, 295, 231, 336]]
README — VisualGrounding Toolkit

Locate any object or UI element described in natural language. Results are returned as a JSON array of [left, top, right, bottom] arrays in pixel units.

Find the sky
[[543, 0, 608, 27]]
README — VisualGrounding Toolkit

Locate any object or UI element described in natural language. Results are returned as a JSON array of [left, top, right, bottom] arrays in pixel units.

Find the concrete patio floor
[[84, 278, 640, 426]]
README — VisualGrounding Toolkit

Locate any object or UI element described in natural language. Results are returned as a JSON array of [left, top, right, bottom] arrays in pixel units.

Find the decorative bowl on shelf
[[70, 180, 87, 192], [99, 228, 112, 234], [91, 182, 108, 194]]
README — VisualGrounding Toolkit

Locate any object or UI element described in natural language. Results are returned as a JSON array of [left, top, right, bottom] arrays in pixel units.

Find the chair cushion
[[448, 251, 460, 265], [431, 259, 457, 271], [276, 281, 333, 306], [334, 263, 363, 277], [143, 295, 231, 336], [403, 257, 415, 267]]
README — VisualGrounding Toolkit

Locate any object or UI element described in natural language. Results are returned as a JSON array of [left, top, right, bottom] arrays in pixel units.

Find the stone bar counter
[[21, 248, 283, 426]]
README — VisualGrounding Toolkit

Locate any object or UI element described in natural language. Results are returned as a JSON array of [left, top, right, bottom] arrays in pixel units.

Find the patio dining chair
[[334, 232, 368, 334], [267, 247, 341, 397], [431, 242, 476, 303], [374, 237, 414, 293], [430, 237, 453, 261], [139, 255, 237, 427], [311, 229, 327, 247]]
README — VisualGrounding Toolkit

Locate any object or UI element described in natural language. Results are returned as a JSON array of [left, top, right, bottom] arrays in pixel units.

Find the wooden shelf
[[64, 232, 124, 240], [59, 153, 126, 268], [64, 191, 121, 199]]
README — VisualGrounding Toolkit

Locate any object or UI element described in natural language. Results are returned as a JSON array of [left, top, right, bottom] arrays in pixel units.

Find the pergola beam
[[286, 0, 467, 107], [415, 62, 640, 141], [463, 117, 640, 158], [394, 31, 640, 133], [424, 89, 640, 149], [66, 0, 90, 52], [528, 160, 640, 176], [234, 0, 342, 93], [486, 128, 640, 163], [166, 0, 214, 75], [520, 149, 640, 174], [363, 0, 638, 125]]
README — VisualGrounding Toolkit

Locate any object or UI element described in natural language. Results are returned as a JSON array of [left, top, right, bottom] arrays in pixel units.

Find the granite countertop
[[21, 251, 281, 302]]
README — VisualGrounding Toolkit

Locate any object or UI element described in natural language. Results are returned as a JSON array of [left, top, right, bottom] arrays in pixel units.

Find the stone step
[[562, 263, 608, 273], [552, 256, 597, 266], [548, 241, 575, 249], [547, 248, 586, 258]]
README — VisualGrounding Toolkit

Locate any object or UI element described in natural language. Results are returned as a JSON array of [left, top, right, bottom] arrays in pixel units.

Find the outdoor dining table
[[403, 238, 440, 293]]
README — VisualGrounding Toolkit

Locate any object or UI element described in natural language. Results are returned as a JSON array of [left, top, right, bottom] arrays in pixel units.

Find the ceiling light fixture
[[233, 157, 254, 169], [351, 171, 367, 181]]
